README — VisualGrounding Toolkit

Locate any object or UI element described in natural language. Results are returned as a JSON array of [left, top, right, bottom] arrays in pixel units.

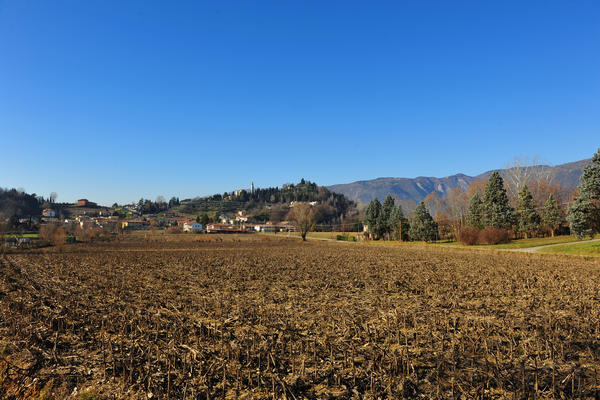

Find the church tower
[[251, 182, 254, 194]]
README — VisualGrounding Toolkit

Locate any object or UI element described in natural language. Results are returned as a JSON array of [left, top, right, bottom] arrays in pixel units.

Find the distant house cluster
[[36, 192, 299, 236]]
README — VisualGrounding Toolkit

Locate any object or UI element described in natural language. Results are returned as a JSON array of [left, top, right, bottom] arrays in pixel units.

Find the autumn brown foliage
[[39, 224, 67, 246], [165, 225, 183, 234], [457, 226, 479, 245], [478, 227, 511, 244], [458, 226, 510, 245]]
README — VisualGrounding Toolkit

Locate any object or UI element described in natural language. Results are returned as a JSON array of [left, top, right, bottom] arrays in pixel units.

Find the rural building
[[254, 223, 296, 233], [183, 221, 203, 232], [169, 217, 191, 226], [206, 223, 245, 233], [219, 215, 234, 225], [235, 214, 249, 223], [121, 220, 149, 230], [76, 199, 98, 207], [42, 209, 57, 218]]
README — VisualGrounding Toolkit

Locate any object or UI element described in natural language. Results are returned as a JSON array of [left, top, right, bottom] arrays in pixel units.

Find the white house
[[42, 209, 57, 218], [183, 222, 203, 232]]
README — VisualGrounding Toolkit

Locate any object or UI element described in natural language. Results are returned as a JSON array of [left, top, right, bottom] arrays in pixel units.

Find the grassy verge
[[5, 233, 39, 238], [434, 235, 586, 249], [279, 231, 361, 241], [538, 241, 600, 256]]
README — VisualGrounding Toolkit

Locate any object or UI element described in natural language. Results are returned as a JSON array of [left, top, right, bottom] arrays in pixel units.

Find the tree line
[[363, 148, 600, 243], [363, 195, 438, 242]]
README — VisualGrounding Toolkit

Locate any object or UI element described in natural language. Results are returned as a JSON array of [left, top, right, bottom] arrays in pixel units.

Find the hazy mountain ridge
[[327, 159, 592, 204]]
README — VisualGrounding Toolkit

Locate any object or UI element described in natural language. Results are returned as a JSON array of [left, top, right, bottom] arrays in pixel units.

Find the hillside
[[328, 158, 591, 204], [176, 179, 358, 225]]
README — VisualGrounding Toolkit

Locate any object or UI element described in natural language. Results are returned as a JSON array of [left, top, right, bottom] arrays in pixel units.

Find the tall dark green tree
[[515, 185, 540, 238], [568, 149, 600, 238], [409, 202, 438, 242], [568, 196, 595, 238], [199, 213, 210, 226], [483, 171, 513, 229], [390, 204, 408, 241], [541, 194, 562, 237], [380, 195, 396, 240], [466, 193, 484, 229], [364, 198, 382, 239]]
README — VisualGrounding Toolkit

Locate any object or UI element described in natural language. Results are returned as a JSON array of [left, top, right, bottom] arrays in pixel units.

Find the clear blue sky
[[1, 1, 598, 205]]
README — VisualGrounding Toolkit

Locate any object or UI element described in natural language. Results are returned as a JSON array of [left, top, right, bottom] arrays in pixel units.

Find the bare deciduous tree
[[287, 202, 317, 241], [503, 156, 552, 203]]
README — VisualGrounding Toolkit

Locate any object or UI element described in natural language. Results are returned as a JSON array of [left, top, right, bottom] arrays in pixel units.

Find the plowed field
[[1, 236, 600, 399]]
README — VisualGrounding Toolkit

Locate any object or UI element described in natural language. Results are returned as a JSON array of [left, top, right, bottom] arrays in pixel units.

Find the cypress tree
[[541, 194, 562, 237], [409, 202, 438, 242], [467, 193, 484, 229], [568, 148, 600, 238], [516, 185, 540, 238], [483, 171, 513, 229]]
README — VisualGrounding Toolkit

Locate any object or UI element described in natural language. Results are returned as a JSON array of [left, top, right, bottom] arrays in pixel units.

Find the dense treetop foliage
[[542, 194, 562, 237], [482, 171, 513, 229], [363, 195, 410, 241], [0, 188, 42, 219], [408, 202, 438, 242], [568, 148, 600, 238], [515, 185, 540, 238]]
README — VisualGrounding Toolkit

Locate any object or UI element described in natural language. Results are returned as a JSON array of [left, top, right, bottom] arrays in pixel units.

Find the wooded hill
[[178, 179, 358, 225], [0, 188, 42, 220]]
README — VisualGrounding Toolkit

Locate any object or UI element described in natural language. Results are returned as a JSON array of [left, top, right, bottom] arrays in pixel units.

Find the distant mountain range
[[327, 159, 591, 204]]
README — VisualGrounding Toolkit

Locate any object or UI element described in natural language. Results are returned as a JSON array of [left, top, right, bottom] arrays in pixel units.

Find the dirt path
[[504, 238, 600, 253]]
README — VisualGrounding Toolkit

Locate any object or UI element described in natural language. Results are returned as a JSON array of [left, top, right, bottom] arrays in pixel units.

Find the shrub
[[39, 224, 56, 243], [39, 224, 68, 246], [458, 226, 510, 245], [478, 227, 510, 245], [165, 226, 182, 234], [458, 227, 480, 245], [74, 226, 103, 242], [336, 234, 356, 242]]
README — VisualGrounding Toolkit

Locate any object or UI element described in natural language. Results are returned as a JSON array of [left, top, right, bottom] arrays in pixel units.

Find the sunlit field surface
[[2, 235, 600, 399]]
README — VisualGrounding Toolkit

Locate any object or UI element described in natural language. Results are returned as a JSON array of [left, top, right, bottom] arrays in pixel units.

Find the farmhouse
[[168, 217, 190, 227], [254, 223, 296, 233], [206, 223, 245, 233], [42, 208, 57, 218], [183, 221, 203, 232], [121, 219, 149, 230]]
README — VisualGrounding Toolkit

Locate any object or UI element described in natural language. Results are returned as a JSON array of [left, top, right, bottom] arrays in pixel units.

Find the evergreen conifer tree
[[381, 195, 396, 240], [516, 185, 540, 238], [568, 148, 600, 238], [467, 193, 484, 229], [483, 171, 513, 229], [541, 194, 562, 237], [568, 196, 595, 238], [363, 198, 382, 239], [409, 202, 438, 242], [389, 204, 408, 241]]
